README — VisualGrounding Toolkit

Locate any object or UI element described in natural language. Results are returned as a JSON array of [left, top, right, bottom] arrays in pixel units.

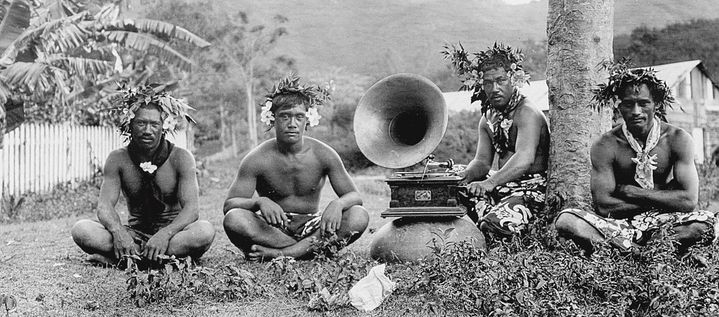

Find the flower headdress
[[259, 74, 331, 128], [442, 42, 531, 114], [115, 82, 195, 140], [592, 58, 674, 122]]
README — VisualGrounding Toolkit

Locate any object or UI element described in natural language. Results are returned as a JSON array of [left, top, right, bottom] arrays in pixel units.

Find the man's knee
[[223, 208, 258, 237], [674, 222, 713, 243], [189, 220, 216, 248], [554, 212, 584, 237], [71, 219, 101, 246], [342, 205, 369, 234]]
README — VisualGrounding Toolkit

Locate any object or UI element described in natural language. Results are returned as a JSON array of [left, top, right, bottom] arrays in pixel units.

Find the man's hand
[[143, 230, 172, 261], [258, 197, 288, 227], [466, 179, 497, 198], [320, 201, 343, 235], [615, 184, 642, 199], [112, 228, 138, 260]]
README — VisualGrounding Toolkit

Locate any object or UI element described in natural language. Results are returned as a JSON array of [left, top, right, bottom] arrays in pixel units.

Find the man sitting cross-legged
[[444, 43, 550, 237], [223, 75, 369, 261], [71, 84, 215, 265], [555, 62, 718, 254]]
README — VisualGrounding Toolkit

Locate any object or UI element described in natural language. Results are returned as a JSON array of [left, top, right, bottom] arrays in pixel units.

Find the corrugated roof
[[444, 60, 713, 112]]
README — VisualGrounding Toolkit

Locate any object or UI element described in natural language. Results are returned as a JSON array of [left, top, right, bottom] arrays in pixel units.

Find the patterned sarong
[[557, 208, 718, 251], [459, 171, 547, 236], [258, 211, 322, 241]]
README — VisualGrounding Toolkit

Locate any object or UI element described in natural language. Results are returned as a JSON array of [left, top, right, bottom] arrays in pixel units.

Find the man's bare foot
[[86, 254, 115, 267], [248, 245, 284, 261]]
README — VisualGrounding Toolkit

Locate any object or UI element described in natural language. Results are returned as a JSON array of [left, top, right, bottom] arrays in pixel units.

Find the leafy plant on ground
[[124, 255, 266, 307], [398, 222, 719, 316]]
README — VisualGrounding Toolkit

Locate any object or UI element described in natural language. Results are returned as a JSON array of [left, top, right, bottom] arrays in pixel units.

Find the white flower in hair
[[162, 116, 178, 131], [139, 162, 158, 174], [307, 107, 321, 127], [260, 100, 275, 126]]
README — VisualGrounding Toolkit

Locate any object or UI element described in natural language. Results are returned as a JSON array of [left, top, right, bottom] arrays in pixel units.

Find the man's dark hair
[[270, 92, 311, 113], [479, 55, 513, 72]]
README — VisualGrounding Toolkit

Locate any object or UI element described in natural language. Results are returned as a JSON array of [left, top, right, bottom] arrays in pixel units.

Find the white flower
[[500, 119, 513, 130], [162, 116, 178, 131], [510, 63, 517, 71], [139, 162, 157, 174], [260, 100, 275, 126], [307, 106, 321, 127]]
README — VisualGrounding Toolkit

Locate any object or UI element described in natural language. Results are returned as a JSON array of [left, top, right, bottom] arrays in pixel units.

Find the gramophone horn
[[354, 73, 448, 169]]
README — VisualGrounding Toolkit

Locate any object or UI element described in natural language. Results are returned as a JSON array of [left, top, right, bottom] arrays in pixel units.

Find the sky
[[503, 0, 539, 5]]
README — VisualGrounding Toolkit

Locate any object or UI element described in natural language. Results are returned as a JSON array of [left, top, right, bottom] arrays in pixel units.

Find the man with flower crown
[[71, 83, 215, 266], [443, 43, 550, 238], [554, 60, 718, 254], [222, 75, 369, 261]]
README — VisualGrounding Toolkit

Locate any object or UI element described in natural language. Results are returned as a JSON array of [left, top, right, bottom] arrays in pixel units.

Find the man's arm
[[96, 151, 138, 258], [223, 153, 261, 213], [483, 105, 542, 187], [615, 129, 698, 213], [461, 116, 494, 182], [321, 144, 363, 233], [223, 151, 287, 225], [143, 148, 201, 260], [591, 136, 644, 218]]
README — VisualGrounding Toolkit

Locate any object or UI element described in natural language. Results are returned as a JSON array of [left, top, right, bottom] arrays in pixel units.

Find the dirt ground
[[0, 158, 411, 316]]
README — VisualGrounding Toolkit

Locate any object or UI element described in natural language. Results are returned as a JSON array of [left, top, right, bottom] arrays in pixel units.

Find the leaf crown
[[263, 74, 332, 112], [592, 58, 675, 122], [442, 42, 530, 112], [116, 82, 195, 139]]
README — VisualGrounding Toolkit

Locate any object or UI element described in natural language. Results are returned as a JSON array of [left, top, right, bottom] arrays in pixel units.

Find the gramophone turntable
[[354, 73, 466, 218]]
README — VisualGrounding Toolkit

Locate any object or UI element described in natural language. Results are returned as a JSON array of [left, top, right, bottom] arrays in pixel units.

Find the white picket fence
[[1, 123, 189, 197]]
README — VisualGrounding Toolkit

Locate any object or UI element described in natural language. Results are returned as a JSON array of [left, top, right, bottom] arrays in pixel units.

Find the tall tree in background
[[216, 12, 287, 149], [545, 0, 614, 211]]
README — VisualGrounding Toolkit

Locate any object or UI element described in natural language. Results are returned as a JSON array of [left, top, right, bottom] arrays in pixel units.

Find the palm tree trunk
[[246, 64, 257, 148], [545, 0, 614, 211]]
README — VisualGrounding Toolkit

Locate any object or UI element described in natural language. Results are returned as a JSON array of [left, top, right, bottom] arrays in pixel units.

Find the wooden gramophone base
[[369, 216, 486, 263]]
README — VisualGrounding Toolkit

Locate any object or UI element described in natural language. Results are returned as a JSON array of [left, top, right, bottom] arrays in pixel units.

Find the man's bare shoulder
[[660, 122, 693, 151], [239, 139, 278, 170], [168, 146, 196, 170], [106, 148, 131, 165], [515, 98, 548, 124], [593, 126, 622, 152], [306, 137, 342, 162]]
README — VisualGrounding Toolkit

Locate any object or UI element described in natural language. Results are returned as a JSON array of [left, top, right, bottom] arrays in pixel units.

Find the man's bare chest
[[257, 160, 325, 198], [614, 141, 673, 181], [120, 164, 178, 198]]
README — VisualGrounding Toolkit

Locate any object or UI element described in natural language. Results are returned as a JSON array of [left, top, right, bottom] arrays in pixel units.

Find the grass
[[2, 158, 719, 316], [0, 157, 401, 316]]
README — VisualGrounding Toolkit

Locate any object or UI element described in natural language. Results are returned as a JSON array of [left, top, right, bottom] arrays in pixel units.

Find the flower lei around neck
[[259, 74, 332, 128], [115, 82, 195, 141], [442, 42, 531, 115], [592, 58, 674, 122]]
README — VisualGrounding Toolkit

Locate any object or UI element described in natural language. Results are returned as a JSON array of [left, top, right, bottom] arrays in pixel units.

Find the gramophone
[[354, 73, 466, 218]]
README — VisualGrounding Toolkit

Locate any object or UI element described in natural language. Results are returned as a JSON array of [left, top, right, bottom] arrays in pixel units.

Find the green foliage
[[614, 19, 719, 81], [396, 220, 719, 316], [698, 163, 719, 210], [433, 110, 483, 165], [0, 179, 100, 223], [124, 254, 265, 307]]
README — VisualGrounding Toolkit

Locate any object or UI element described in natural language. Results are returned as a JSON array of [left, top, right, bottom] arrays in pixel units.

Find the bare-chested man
[[555, 64, 717, 253], [444, 43, 550, 237], [223, 75, 369, 261], [71, 84, 215, 265]]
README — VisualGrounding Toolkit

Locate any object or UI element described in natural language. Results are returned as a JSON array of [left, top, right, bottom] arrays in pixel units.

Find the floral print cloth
[[459, 172, 547, 236], [557, 208, 718, 251]]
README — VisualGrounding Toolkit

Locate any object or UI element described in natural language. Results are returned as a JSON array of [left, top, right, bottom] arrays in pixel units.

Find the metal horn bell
[[354, 73, 448, 169]]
